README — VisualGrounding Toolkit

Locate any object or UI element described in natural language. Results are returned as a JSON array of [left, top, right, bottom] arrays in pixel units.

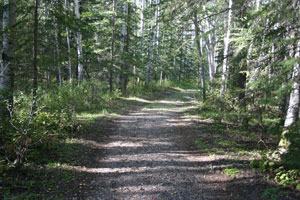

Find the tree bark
[[203, 4, 216, 83], [53, 6, 62, 87], [140, 0, 145, 53], [109, 0, 116, 92], [155, 0, 160, 84], [193, 12, 206, 101], [0, 0, 15, 118], [278, 40, 300, 153], [33, 0, 39, 99], [220, 0, 233, 97], [65, 0, 72, 82], [121, 3, 130, 95], [146, 1, 154, 85], [277, 0, 299, 154], [74, 0, 83, 82]]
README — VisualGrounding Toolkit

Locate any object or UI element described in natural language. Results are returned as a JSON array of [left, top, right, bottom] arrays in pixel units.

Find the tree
[[0, 0, 15, 119], [277, 0, 300, 154], [193, 11, 206, 101], [74, 0, 84, 82], [220, 0, 233, 97]]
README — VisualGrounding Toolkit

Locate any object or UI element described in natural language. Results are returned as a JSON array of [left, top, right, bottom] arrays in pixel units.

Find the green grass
[[223, 167, 241, 178]]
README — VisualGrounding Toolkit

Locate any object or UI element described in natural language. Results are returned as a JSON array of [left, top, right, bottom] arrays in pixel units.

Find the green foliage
[[262, 187, 279, 200], [274, 169, 300, 187], [280, 122, 300, 169], [251, 158, 300, 189], [223, 167, 241, 179], [195, 138, 209, 149], [250, 158, 271, 172], [0, 79, 173, 167], [1, 90, 73, 166], [198, 91, 239, 123], [127, 80, 171, 96]]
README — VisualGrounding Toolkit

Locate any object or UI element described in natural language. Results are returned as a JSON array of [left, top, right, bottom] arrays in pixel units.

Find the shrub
[[1, 88, 74, 166]]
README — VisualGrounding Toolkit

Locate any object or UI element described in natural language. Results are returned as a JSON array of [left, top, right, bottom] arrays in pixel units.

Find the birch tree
[[203, 4, 217, 83], [146, 0, 155, 84], [0, 0, 13, 117], [278, 40, 300, 154], [33, 0, 39, 99], [277, 0, 300, 154], [109, 0, 116, 92], [220, 0, 233, 97], [121, 2, 130, 94], [74, 0, 84, 82], [193, 12, 206, 101], [65, 0, 72, 82]]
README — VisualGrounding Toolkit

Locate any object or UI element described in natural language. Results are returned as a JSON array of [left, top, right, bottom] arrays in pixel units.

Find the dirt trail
[[82, 89, 297, 200]]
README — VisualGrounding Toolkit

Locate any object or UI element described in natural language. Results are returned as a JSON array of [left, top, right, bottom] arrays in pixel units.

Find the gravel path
[[83, 89, 299, 200]]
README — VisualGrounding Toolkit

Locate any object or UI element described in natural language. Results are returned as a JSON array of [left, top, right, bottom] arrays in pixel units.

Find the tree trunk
[[133, 0, 138, 84], [53, 10, 62, 87], [278, 40, 300, 153], [277, 0, 299, 154], [203, 4, 216, 83], [121, 3, 130, 95], [140, 0, 144, 53], [193, 12, 206, 101], [109, 0, 116, 92], [155, 0, 160, 84], [146, 1, 154, 85], [65, 0, 72, 82], [74, 0, 83, 82], [33, 0, 39, 99], [0, 0, 14, 118], [220, 0, 233, 97]]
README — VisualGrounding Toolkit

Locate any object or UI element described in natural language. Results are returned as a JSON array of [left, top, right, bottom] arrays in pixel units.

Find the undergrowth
[[195, 87, 300, 191], [0, 79, 171, 199]]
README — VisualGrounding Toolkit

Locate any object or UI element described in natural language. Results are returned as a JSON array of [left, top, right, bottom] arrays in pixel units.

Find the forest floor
[[4, 88, 300, 199]]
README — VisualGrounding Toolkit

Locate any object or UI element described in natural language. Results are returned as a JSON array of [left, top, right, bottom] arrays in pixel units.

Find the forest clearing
[[1, 0, 300, 199]]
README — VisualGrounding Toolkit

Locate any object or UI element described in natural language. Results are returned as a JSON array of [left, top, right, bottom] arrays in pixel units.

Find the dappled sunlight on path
[[51, 89, 292, 200]]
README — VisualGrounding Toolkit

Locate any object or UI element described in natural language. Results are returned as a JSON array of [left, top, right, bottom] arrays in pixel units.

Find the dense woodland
[[0, 0, 300, 197]]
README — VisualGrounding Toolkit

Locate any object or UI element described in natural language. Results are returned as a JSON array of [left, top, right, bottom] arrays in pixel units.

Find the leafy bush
[[0, 80, 172, 167], [127, 80, 170, 96], [251, 158, 300, 189], [198, 91, 239, 123], [280, 122, 300, 169], [0, 89, 75, 166]]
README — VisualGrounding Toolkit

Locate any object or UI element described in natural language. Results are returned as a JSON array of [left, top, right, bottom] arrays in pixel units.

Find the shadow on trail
[[21, 89, 300, 200]]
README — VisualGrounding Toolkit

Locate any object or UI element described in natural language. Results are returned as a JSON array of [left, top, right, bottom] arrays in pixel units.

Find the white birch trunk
[[146, 0, 154, 84], [53, 3, 62, 87], [159, 33, 165, 86], [146, 32, 154, 84], [55, 29, 62, 87], [220, 0, 233, 97], [95, 25, 102, 80], [255, 0, 260, 10], [0, 0, 10, 115], [203, 5, 215, 82], [156, 0, 160, 81], [133, 0, 137, 80], [276, 0, 299, 154], [284, 58, 300, 129], [193, 12, 206, 101], [278, 40, 300, 153], [140, 0, 144, 52], [74, 0, 83, 82], [246, 0, 260, 94], [65, 0, 72, 81]]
